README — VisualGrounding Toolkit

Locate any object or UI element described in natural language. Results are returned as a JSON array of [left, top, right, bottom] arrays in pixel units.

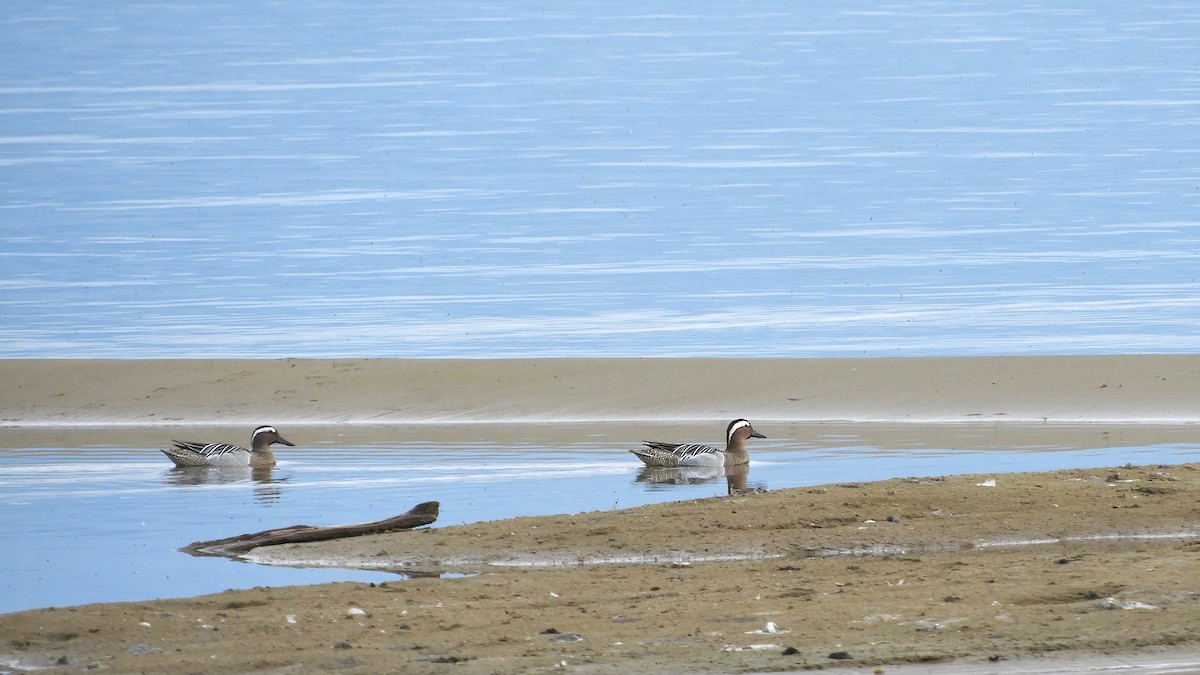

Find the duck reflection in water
[[164, 465, 286, 505], [635, 463, 765, 495]]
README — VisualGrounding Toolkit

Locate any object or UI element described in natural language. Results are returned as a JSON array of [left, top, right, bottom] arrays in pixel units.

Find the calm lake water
[[2, 3, 1200, 615], [1, 422, 1197, 615], [2, 2, 1199, 358]]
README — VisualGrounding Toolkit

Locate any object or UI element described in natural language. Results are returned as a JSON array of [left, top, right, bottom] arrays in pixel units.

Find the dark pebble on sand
[[782, 646, 800, 656], [829, 650, 853, 660]]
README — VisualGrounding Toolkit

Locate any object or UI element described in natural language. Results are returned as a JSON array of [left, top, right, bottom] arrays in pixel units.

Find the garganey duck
[[630, 419, 765, 468], [162, 425, 294, 468]]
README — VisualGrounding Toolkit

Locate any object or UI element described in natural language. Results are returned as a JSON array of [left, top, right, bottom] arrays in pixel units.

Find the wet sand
[[2, 356, 1200, 673], [2, 462, 1199, 673], [4, 354, 1200, 427]]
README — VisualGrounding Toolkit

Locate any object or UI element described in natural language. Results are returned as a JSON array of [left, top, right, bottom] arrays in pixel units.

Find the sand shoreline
[[2, 462, 1199, 673], [4, 355, 1200, 427], [3, 356, 1199, 672]]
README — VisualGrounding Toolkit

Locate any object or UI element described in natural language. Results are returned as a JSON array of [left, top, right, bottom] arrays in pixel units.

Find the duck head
[[726, 418, 766, 444], [251, 425, 295, 450]]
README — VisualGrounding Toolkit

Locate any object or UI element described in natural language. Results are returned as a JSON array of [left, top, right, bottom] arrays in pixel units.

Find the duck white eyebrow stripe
[[727, 420, 750, 441]]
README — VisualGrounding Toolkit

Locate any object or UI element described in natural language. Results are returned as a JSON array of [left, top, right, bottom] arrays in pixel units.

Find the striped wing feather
[[172, 441, 246, 459], [631, 441, 723, 467], [642, 441, 721, 460]]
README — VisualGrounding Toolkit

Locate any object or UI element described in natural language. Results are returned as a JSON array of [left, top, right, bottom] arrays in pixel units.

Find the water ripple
[[1, 2, 1198, 358]]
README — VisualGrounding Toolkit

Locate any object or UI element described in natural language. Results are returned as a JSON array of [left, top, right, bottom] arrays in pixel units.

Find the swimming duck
[[630, 419, 765, 468], [162, 425, 294, 468]]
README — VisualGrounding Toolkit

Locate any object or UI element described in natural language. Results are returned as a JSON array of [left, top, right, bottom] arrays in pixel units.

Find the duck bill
[[751, 431, 766, 439], [276, 436, 296, 447]]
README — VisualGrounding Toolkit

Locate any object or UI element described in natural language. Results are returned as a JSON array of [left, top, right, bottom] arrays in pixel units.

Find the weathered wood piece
[[183, 501, 439, 558]]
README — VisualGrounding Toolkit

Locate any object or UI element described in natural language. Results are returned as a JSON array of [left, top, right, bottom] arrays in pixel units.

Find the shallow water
[[0, 422, 1196, 614], [2, 2, 1200, 358]]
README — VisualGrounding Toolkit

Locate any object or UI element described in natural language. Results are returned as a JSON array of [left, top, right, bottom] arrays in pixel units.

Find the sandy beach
[[4, 354, 1200, 427], [2, 356, 1199, 673]]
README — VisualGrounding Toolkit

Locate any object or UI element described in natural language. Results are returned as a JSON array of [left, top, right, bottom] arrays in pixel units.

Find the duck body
[[634, 441, 729, 467], [630, 419, 765, 468], [162, 425, 294, 468]]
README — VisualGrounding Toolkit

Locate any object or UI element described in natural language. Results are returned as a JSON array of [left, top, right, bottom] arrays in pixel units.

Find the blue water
[[1, 422, 1197, 614], [2, 2, 1199, 358], [2, 2, 1200, 616]]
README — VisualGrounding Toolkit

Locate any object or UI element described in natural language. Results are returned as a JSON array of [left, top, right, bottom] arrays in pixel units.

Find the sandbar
[[3, 354, 1199, 427]]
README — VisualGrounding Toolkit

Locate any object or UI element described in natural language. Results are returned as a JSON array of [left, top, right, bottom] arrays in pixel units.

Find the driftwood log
[[183, 501, 439, 559]]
